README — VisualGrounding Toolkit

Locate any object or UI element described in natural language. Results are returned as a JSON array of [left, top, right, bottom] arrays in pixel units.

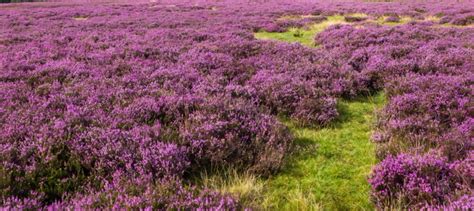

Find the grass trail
[[261, 93, 386, 210], [253, 14, 466, 47], [254, 15, 347, 47]]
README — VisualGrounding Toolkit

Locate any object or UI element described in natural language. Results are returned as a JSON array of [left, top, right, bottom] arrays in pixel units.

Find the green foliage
[[198, 169, 264, 209], [261, 93, 386, 210]]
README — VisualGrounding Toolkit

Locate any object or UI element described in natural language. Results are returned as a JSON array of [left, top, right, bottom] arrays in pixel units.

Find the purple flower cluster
[[374, 74, 472, 157], [384, 15, 400, 23], [369, 153, 462, 208], [437, 11, 474, 26], [316, 23, 473, 96], [3, 177, 238, 210], [424, 195, 474, 210]]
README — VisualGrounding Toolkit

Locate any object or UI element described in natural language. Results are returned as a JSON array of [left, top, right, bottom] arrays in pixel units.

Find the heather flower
[[385, 16, 400, 23], [181, 96, 292, 175], [369, 153, 461, 209]]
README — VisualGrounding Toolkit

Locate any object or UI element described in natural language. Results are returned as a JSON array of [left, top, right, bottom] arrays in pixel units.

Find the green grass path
[[262, 93, 386, 210], [254, 15, 348, 47], [252, 13, 460, 209]]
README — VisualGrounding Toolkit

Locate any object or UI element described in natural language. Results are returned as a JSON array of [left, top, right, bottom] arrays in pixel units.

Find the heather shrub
[[437, 119, 473, 161], [344, 16, 367, 22], [411, 40, 474, 75], [384, 74, 472, 99], [66, 177, 238, 210], [306, 16, 328, 23], [181, 96, 293, 175], [439, 16, 452, 24], [2, 177, 238, 210], [385, 16, 400, 23], [424, 195, 474, 210], [179, 48, 233, 75], [316, 23, 473, 96], [215, 37, 262, 60], [273, 18, 311, 31], [291, 95, 338, 126], [450, 151, 474, 193], [261, 23, 286, 33], [373, 74, 472, 158], [369, 153, 462, 209], [450, 14, 474, 26], [248, 70, 338, 126], [73, 127, 190, 178], [235, 42, 343, 125], [0, 143, 90, 205]]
